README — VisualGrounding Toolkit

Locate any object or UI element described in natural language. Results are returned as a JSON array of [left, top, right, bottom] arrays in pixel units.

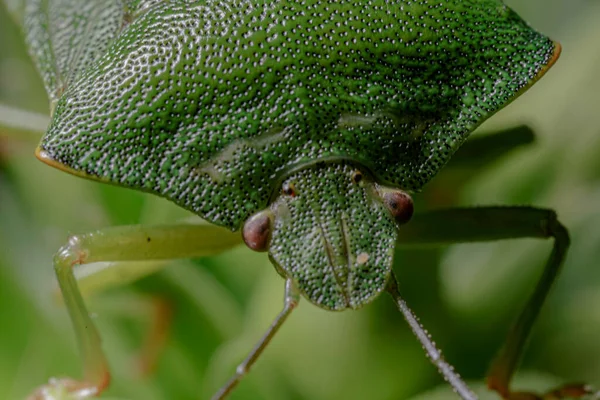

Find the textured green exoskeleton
[[37, 0, 557, 229], [8, 0, 596, 399]]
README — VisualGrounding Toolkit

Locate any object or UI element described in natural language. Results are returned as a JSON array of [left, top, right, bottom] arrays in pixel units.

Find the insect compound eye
[[282, 182, 296, 197], [242, 210, 274, 252], [352, 170, 363, 184], [381, 189, 414, 225]]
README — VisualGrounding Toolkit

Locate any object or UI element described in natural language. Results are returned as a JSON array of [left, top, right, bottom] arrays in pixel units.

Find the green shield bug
[[3, 0, 597, 399]]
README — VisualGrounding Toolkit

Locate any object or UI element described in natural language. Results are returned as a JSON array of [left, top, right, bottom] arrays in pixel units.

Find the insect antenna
[[386, 274, 478, 400]]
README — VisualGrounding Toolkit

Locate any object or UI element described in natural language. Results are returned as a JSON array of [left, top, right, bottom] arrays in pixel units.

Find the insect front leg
[[397, 207, 598, 400], [212, 278, 300, 400], [27, 223, 241, 400], [386, 275, 478, 400]]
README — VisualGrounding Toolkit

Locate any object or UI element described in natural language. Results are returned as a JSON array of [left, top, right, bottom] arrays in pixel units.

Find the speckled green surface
[[35, 0, 557, 230], [269, 163, 397, 310]]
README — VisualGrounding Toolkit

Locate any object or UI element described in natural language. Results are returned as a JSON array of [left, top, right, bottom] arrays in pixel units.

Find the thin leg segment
[[28, 223, 241, 400], [0, 103, 48, 140], [448, 125, 535, 169], [137, 296, 173, 377], [387, 275, 478, 400], [211, 279, 300, 400], [397, 206, 597, 399]]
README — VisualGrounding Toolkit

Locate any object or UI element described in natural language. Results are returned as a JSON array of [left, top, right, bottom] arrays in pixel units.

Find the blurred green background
[[1, 1, 599, 399]]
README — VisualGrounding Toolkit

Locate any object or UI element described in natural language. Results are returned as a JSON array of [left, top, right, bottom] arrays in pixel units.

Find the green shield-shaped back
[[31, 0, 558, 229]]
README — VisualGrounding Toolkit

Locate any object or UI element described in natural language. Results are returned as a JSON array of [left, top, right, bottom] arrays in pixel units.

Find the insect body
[[38, 1, 556, 229], [9, 0, 596, 399]]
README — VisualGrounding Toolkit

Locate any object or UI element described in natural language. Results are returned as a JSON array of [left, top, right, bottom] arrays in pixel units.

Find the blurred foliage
[[0, 1, 599, 400]]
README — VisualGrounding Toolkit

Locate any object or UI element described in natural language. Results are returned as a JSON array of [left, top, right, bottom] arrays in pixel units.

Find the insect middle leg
[[397, 206, 598, 400], [27, 223, 241, 400]]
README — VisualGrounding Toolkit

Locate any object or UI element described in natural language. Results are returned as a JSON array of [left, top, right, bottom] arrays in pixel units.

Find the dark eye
[[242, 210, 273, 252], [352, 170, 363, 184], [282, 182, 296, 197], [382, 190, 414, 225]]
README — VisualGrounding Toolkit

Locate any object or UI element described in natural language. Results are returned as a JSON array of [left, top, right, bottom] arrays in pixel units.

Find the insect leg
[[386, 275, 478, 400], [211, 279, 300, 400], [0, 103, 48, 141], [397, 207, 598, 400], [27, 223, 241, 400], [447, 125, 535, 169], [96, 292, 173, 377], [424, 126, 536, 207]]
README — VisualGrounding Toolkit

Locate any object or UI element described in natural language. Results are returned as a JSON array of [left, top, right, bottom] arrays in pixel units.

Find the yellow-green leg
[[397, 207, 598, 400], [27, 223, 241, 400]]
